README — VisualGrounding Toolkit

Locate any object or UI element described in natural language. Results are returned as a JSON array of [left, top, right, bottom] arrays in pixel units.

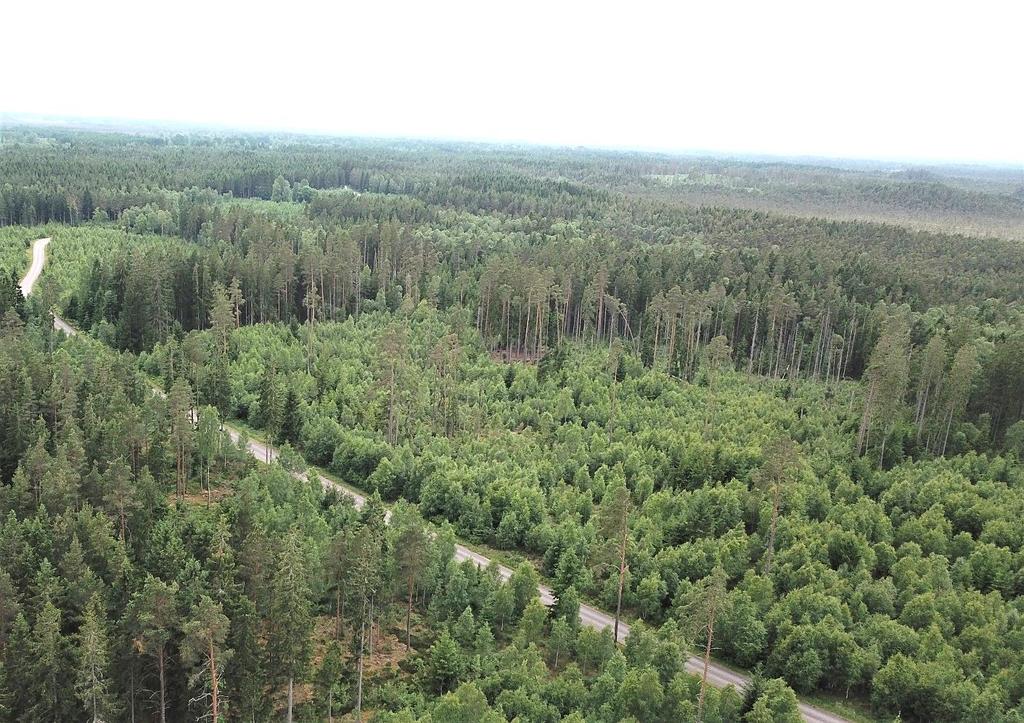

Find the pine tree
[[227, 277, 245, 327], [937, 344, 980, 455], [168, 377, 194, 501], [856, 316, 910, 461], [81, 188, 95, 221], [101, 456, 138, 541], [195, 407, 221, 506], [180, 596, 231, 723], [131, 576, 179, 723], [755, 438, 800, 574], [350, 520, 385, 721], [393, 509, 428, 649], [592, 479, 631, 643], [208, 282, 234, 358], [685, 566, 730, 723], [914, 335, 947, 441]]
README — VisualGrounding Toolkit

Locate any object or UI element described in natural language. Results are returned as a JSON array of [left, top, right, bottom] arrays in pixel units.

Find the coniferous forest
[[1, 126, 1024, 722]]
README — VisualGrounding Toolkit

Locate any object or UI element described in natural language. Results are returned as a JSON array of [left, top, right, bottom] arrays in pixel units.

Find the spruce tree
[[315, 641, 348, 723], [29, 600, 70, 721], [75, 594, 118, 722], [268, 529, 313, 723]]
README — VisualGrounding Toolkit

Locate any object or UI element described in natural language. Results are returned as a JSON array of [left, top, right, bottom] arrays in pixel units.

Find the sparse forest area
[[1, 126, 1023, 722]]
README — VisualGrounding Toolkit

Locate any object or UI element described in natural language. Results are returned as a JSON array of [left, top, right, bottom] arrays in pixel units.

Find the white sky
[[4, 0, 1023, 164]]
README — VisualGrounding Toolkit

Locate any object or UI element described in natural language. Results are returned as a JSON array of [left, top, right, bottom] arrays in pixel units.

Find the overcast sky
[[4, 0, 1022, 164]]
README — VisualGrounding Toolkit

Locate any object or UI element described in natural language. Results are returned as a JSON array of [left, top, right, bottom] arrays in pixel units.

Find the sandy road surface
[[18, 237, 51, 296], [32, 239, 849, 723]]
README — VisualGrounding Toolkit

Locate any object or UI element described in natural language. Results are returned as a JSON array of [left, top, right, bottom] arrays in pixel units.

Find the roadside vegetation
[[1, 126, 1023, 721]]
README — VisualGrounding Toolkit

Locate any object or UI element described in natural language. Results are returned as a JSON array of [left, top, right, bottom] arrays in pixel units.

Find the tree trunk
[[368, 598, 375, 655], [356, 613, 366, 723], [406, 574, 414, 650], [652, 314, 661, 368], [941, 408, 954, 455], [747, 306, 759, 375], [856, 380, 877, 456], [613, 503, 628, 643], [287, 676, 294, 723], [697, 601, 717, 723], [209, 640, 219, 723], [335, 589, 342, 641], [667, 317, 678, 375], [523, 290, 532, 360], [130, 663, 136, 723], [158, 649, 166, 723], [764, 490, 780, 574]]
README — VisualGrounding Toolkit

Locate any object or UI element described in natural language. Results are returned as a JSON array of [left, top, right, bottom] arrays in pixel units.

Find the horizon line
[[3, 110, 1023, 171]]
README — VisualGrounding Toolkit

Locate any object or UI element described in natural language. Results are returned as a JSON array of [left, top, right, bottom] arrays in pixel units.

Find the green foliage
[[423, 630, 466, 694], [5, 126, 1024, 722], [75, 594, 118, 722], [741, 673, 802, 722]]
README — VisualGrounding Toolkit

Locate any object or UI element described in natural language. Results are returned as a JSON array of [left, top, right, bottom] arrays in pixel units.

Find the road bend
[[29, 239, 849, 723]]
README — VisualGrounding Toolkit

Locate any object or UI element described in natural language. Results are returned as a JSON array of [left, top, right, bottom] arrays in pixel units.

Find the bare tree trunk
[[335, 589, 342, 641], [356, 611, 366, 723], [523, 290, 533, 361], [652, 314, 661, 368], [504, 300, 511, 361], [209, 640, 219, 723], [764, 489, 780, 574], [941, 408, 954, 455], [613, 501, 628, 643], [158, 649, 166, 723], [856, 380, 877, 456], [406, 574, 414, 650], [368, 598, 375, 656], [747, 306, 759, 375], [697, 601, 718, 723]]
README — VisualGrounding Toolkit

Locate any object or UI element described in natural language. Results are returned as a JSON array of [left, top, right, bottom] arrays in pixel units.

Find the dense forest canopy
[[3, 125, 1022, 236], [1, 124, 1023, 722]]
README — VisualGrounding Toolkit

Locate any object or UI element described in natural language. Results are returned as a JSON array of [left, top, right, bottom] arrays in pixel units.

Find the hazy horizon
[[7, 110, 1024, 172], [4, 1, 1024, 166]]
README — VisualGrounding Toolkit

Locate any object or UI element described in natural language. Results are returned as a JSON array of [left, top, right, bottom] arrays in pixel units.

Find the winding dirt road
[[25, 237, 848, 723], [18, 237, 50, 297]]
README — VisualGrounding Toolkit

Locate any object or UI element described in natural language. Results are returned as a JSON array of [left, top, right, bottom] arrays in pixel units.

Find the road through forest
[[18, 236, 50, 296], [22, 237, 849, 723]]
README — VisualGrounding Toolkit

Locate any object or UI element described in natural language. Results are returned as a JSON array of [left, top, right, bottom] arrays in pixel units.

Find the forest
[[1, 125, 1023, 722]]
